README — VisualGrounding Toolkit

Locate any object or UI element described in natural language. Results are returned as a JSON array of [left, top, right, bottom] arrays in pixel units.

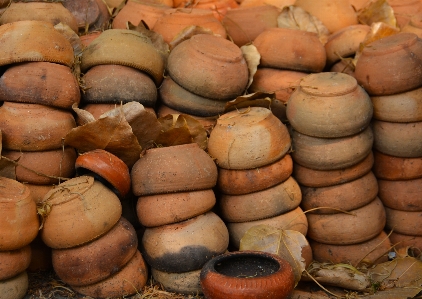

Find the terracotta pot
[[287, 72, 373, 138], [40, 176, 122, 249], [63, 0, 110, 32], [389, 231, 422, 255], [0, 62, 80, 109], [217, 154, 293, 195], [355, 32, 422, 96], [152, 268, 203, 295], [141, 212, 229, 273], [240, 0, 294, 7], [388, 0, 422, 28], [310, 231, 391, 267], [190, 0, 238, 21], [253, 28, 326, 73], [0, 177, 39, 251], [167, 34, 248, 101], [208, 107, 291, 170], [200, 250, 295, 299], [131, 143, 218, 196], [80, 29, 164, 85], [291, 126, 373, 170], [23, 184, 55, 204], [219, 176, 302, 223], [136, 189, 216, 227], [293, 152, 374, 188], [79, 31, 101, 47], [2, 148, 77, 185], [385, 207, 422, 236], [330, 59, 356, 77], [71, 250, 148, 299], [378, 178, 422, 211], [306, 197, 386, 245], [402, 12, 422, 38], [372, 120, 422, 158], [0, 246, 31, 281], [372, 150, 422, 180], [82, 64, 157, 107], [0, 102, 76, 151], [0, 271, 28, 299]]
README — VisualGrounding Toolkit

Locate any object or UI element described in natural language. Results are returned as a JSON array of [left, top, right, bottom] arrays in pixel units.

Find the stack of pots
[[0, 177, 39, 299], [355, 32, 422, 255], [287, 72, 391, 267], [131, 143, 229, 295], [207, 107, 308, 250]]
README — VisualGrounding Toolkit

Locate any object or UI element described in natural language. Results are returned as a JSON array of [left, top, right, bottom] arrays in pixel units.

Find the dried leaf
[[360, 287, 421, 299], [224, 92, 274, 113], [72, 104, 96, 126], [357, 0, 397, 28], [241, 44, 261, 90], [54, 22, 84, 57], [169, 25, 215, 50]]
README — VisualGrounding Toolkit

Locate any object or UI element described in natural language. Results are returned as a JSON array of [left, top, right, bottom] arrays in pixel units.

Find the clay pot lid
[[300, 72, 358, 97], [189, 34, 244, 63], [361, 33, 419, 56], [80, 29, 164, 85], [0, 177, 31, 203], [75, 149, 131, 199], [0, 20, 74, 68]]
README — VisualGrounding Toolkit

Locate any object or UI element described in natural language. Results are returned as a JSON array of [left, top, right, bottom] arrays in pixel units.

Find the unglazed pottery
[[388, 0, 422, 28], [152, 268, 203, 295], [385, 207, 422, 236], [63, 0, 110, 32], [330, 59, 356, 77], [79, 31, 101, 47], [372, 151, 422, 180], [0, 245, 31, 281], [189, 0, 238, 21], [389, 232, 422, 254], [0, 271, 28, 299], [378, 178, 422, 211], [402, 12, 422, 38]]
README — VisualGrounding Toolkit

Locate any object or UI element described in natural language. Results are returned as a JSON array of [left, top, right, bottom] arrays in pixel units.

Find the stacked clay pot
[[287, 72, 391, 267], [355, 32, 422, 254], [207, 107, 308, 250], [0, 177, 39, 299], [131, 143, 229, 295]]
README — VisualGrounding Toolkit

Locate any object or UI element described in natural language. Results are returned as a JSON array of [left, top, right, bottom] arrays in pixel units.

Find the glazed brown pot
[[152, 268, 203, 295], [378, 178, 422, 211], [0, 271, 28, 299], [385, 207, 422, 236], [372, 150, 422, 180], [0, 246, 31, 281]]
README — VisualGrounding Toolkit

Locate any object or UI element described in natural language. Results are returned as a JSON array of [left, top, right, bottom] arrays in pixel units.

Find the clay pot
[[287, 72, 373, 138], [208, 107, 291, 170], [372, 151, 422, 180], [40, 176, 122, 249], [385, 207, 422, 236], [402, 12, 422, 38], [0, 246, 31, 281], [0, 177, 39, 251], [389, 232, 422, 254], [0, 102, 76, 151], [80, 31, 101, 47], [0, 62, 80, 109], [136, 189, 216, 227], [355, 32, 422, 96], [71, 250, 148, 299], [141, 212, 229, 273], [152, 268, 203, 295], [388, 0, 422, 28], [167, 34, 248, 101], [253, 28, 326, 73], [0, 271, 28, 299], [80, 29, 164, 85], [306, 197, 386, 245], [217, 154, 293, 195], [131, 143, 218, 196], [372, 120, 422, 158], [291, 126, 373, 170], [63, 0, 110, 32], [200, 250, 295, 299], [293, 152, 374, 188], [190, 0, 238, 21], [378, 178, 422, 211], [330, 59, 356, 77], [240, 0, 294, 7]]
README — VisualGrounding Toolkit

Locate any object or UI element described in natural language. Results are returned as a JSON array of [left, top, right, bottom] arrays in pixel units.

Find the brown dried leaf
[[224, 92, 274, 113], [54, 22, 84, 57], [357, 0, 396, 28], [72, 104, 96, 126], [241, 44, 261, 90], [169, 25, 215, 50]]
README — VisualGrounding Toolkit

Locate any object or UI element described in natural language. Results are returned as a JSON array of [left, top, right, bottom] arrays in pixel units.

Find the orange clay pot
[[378, 178, 422, 211], [385, 207, 422, 236], [372, 150, 422, 180], [389, 231, 422, 255], [402, 12, 422, 38], [0, 245, 31, 281]]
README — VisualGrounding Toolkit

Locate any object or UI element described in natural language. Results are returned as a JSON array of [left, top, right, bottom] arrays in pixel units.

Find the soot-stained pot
[[151, 268, 203, 295]]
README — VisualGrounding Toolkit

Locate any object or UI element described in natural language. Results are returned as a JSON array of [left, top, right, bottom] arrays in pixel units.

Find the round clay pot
[[402, 12, 422, 38], [389, 231, 422, 254], [371, 86, 422, 122], [378, 178, 422, 211], [227, 207, 308, 249], [23, 184, 55, 204], [293, 152, 374, 188], [2, 148, 77, 185], [0, 62, 80, 109], [80, 31, 101, 47], [200, 250, 295, 299], [40, 176, 122, 249], [388, 0, 422, 28], [0, 177, 39, 251], [136, 189, 216, 227], [240, 0, 294, 7], [71, 250, 148, 299], [208, 107, 291, 170], [0, 246, 31, 281], [217, 154, 293, 195], [253, 28, 326, 73], [300, 171, 378, 214], [141, 212, 229, 273], [219, 176, 302, 223], [310, 231, 391, 267], [131, 143, 218, 196], [82, 64, 157, 106], [167, 34, 248, 101], [152, 268, 203, 295], [63, 0, 110, 32], [0, 20, 74, 68], [385, 207, 422, 236], [0, 102, 76, 151], [0, 271, 28, 299], [330, 59, 356, 77], [190, 0, 238, 21], [373, 150, 422, 180], [306, 197, 386, 245], [287, 72, 373, 138], [75, 149, 131, 199], [355, 32, 422, 96], [372, 120, 422, 158], [80, 29, 164, 85], [291, 126, 373, 170]]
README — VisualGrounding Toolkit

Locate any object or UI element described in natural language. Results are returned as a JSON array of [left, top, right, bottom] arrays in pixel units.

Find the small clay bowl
[[75, 149, 131, 199], [152, 268, 203, 295], [287, 72, 373, 138], [167, 34, 248, 100], [0, 271, 28, 299], [208, 107, 291, 170], [0, 245, 31, 281], [378, 178, 422, 211], [0, 20, 74, 68], [389, 232, 422, 255], [63, 0, 110, 32], [355, 32, 422, 95], [372, 150, 422, 180], [402, 12, 422, 38], [40, 176, 122, 249], [385, 207, 422, 236], [253, 28, 326, 73], [200, 251, 295, 299]]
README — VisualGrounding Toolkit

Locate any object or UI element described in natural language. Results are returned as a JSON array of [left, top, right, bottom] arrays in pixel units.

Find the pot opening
[[214, 254, 280, 278]]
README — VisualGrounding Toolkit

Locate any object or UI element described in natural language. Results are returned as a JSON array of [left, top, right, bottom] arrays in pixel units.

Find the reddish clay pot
[[378, 178, 422, 211], [330, 59, 356, 77], [79, 31, 101, 47], [0, 245, 31, 281], [190, 0, 239, 21], [23, 184, 55, 204], [385, 207, 422, 236], [402, 12, 422, 38], [152, 268, 202, 295], [372, 150, 422, 180], [200, 251, 295, 299], [388, 0, 422, 28], [0, 271, 28, 299], [389, 231, 422, 254], [63, 0, 110, 32]]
